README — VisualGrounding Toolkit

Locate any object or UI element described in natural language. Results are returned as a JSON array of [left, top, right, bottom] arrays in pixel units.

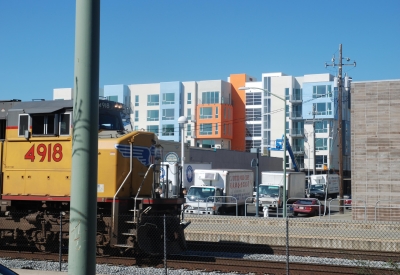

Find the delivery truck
[[309, 174, 339, 199], [159, 162, 212, 198], [256, 171, 305, 210], [184, 169, 254, 216]]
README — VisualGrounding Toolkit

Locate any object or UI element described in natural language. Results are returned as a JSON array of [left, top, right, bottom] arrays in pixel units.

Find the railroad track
[[0, 242, 398, 275]]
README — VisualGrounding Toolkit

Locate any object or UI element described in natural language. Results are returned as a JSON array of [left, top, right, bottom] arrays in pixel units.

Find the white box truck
[[309, 174, 339, 199], [159, 162, 212, 198], [184, 169, 254, 216], [257, 172, 305, 210]]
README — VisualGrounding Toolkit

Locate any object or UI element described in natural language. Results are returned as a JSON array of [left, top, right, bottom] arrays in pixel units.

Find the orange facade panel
[[229, 74, 247, 151], [196, 104, 233, 139]]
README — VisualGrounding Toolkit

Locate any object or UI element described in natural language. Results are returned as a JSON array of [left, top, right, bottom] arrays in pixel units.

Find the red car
[[292, 198, 327, 216], [344, 195, 352, 209]]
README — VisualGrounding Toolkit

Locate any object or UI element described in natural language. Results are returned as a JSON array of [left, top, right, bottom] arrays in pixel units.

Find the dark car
[[344, 195, 352, 209], [292, 198, 327, 216], [0, 264, 18, 275], [308, 185, 326, 200]]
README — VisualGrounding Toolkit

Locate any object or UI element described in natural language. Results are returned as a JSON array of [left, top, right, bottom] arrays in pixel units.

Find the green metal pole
[[68, 1, 100, 275], [283, 100, 287, 218]]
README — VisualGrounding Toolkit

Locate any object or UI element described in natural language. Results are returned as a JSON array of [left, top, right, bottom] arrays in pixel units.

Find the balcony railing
[[291, 146, 305, 154], [289, 111, 302, 120], [289, 128, 304, 137], [289, 94, 302, 103]]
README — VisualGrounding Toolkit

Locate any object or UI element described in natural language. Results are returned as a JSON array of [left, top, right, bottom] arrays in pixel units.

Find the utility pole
[[325, 44, 356, 214]]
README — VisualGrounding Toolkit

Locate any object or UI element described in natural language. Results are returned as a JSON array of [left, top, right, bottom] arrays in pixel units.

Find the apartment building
[[53, 72, 351, 177], [239, 72, 351, 176]]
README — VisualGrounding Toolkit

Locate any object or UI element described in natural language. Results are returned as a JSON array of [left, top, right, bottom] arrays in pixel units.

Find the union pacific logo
[[115, 144, 155, 166]]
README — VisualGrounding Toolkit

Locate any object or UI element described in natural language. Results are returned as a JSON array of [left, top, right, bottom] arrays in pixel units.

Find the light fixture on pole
[[239, 86, 288, 218], [178, 116, 188, 197]]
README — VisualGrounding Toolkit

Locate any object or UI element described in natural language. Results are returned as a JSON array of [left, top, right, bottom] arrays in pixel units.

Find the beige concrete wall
[[351, 80, 400, 221]]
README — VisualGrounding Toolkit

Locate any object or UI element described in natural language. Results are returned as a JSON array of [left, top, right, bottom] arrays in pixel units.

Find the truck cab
[[184, 186, 223, 215]]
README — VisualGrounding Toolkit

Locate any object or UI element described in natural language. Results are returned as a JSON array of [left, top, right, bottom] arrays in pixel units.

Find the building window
[[187, 124, 191, 136], [315, 120, 328, 133], [245, 140, 261, 152], [316, 155, 328, 169], [215, 107, 219, 118], [187, 108, 192, 120], [187, 93, 192, 104], [200, 107, 212, 119], [201, 91, 219, 104], [285, 88, 290, 100], [147, 125, 159, 135], [314, 102, 332, 116], [245, 124, 261, 137], [18, 114, 29, 136], [315, 138, 328, 150], [134, 126, 138, 131], [313, 85, 332, 98], [135, 111, 139, 122], [246, 92, 262, 105], [147, 94, 159, 106], [246, 108, 261, 121], [202, 139, 215, 148], [147, 110, 159, 121], [286, 121, 289, 134], [215, 123, 218, 134], [162, 124, 174, 136], [162, 109, 174, 120], [200, 123, 212, 135], [135, 95, 139, 106], [162, 93, 175, 104]]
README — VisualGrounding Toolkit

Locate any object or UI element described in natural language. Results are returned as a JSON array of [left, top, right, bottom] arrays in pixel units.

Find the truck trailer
[[184, 169, 254, 216]]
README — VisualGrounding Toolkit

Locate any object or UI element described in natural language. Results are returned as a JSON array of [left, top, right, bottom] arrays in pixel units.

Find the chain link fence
[[1, 209, 399, 274]]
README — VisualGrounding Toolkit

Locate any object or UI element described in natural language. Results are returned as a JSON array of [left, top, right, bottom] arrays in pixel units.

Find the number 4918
[[24, 143, 63, 162]]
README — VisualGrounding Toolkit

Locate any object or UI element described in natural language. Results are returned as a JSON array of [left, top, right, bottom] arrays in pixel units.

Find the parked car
[[308, 185, 326, 200], [292, 198, 327, 216], [344, 195, 352, 209], [0, 264, 19, 275]]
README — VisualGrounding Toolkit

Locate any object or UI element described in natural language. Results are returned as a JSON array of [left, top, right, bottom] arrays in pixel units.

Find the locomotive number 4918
[[24, 143, 63, 162]]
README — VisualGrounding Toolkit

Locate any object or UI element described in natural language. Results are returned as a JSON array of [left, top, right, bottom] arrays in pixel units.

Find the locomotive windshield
[[98, 100, 125, 131]]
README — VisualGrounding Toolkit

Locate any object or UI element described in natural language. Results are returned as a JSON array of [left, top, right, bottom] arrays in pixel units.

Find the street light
[[239, 86, 288, 218], [178, 116, 188, 197]]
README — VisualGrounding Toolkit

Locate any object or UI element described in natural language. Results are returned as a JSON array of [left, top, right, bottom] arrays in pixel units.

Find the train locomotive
[[0, 99, 188, 255]]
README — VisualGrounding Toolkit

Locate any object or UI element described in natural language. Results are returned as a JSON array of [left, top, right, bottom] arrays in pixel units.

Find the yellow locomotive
[[0, 99, 188, 255]]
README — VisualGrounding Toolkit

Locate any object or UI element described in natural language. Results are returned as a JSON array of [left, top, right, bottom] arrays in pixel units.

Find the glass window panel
[[60, 113, 70, 135], [32, 115, 45, 135], [147, 94, 159, 106], [19, 114, 29, 136], [200, 123, 212, 135], [200, 107, 212, 119], [162, 109, 174, 120], [162, 124, 174, 136], [162, 93, 175, 104], [147, 110, 159, 121], [187, 93, 192, 104], [47, 114, 55, 135], [147, 125, 159, 135]]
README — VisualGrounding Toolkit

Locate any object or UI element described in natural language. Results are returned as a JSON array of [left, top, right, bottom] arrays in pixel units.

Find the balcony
[[289, 111, 302, 120], [291, 146, 305, 154], [289, 94, 302, 103], [289, 128, 304, 137]]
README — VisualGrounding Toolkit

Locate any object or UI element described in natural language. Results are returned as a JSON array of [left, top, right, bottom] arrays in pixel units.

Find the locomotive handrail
[[112, 142, 133, 230], [134, 163, 155, 223]]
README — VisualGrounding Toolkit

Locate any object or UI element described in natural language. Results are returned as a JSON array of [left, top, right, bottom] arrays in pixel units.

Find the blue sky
[[1, 1, 399, 101]]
